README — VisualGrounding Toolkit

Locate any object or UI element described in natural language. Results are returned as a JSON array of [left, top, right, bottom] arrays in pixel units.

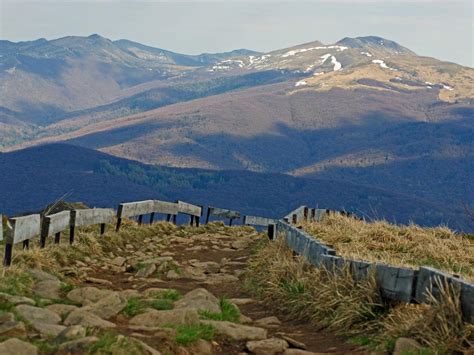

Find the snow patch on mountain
[[361, 52, 373, 57], [331, 56, 342, 71], [281, 45, 347, 58], [295, 80, 308, 87], [372, 59, 396, 71]]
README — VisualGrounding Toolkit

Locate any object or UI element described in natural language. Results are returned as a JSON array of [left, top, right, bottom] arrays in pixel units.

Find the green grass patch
[[174, 324, 215, 346], [0, 273, 33, 296], [31, 339, 58, 354], [121, 298, 145, 317], [60, 282, 74, 294], [0, 300, 14, 313], [87, 332, 144, 354], [199, 297, 240, 322], [161, 289, 181, 301], [149, 299, 173, 311]]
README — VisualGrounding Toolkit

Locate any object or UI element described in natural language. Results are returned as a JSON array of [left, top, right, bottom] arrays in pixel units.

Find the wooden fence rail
[[1, 200, 472, 324], [276, 206, 474, 324]]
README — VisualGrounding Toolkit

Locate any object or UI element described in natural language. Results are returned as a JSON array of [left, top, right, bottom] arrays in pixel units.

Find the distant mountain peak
[[336, 36, 415, 55]]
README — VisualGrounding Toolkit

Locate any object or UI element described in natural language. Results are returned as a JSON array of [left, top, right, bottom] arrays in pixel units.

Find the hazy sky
[[1, 0, 472, 67]]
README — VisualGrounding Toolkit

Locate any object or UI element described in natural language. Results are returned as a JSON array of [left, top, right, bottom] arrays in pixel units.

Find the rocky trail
[[0, 222, 365, 354]]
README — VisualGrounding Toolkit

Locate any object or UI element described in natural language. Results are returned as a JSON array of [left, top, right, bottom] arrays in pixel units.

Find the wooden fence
[[278, 205, 473, 324], [0, 201, 472, 323]]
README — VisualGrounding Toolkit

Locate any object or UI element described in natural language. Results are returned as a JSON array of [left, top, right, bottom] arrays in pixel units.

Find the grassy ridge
[[245, 237, 474, 353], [302, 214, 474, 281]]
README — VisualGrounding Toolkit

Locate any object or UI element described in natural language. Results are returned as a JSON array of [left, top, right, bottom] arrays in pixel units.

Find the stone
[[15, 305, 61, 325], [393, 338, 422, 355], [58, 336, 99, 351], [174, 288, 220, 313], [189, 339, 213, 355], [64, 310, 116, 329], [46, 304, 78, 318], [142, 288, 174, 298], [279, 335, 307, 349], [120, 289, 140, 299], [231, 239, 250, 250], [130, 338, 162, 355], [67, 286, 115, 305], [136, 264, 157, 278], [166, 270, 181, 280], [0, 338, 38, 355], [31, 323, 66, 337], [239, 314, 253, 324], [201, 320, 267, 341], [189, 261, 220, 274], [27, 269, 59, 282], [247, 338, 289, 354], [203, 274, 239, 284], [33, 280, 61, 300], [0, 292, 35, 306], [85, 277, 113, 286], [129, 308, 199, 327], [82, 292, 127, 319], [55, 325, 87, 344], [144, 256, 174, 265], [255, 316, 281, 329], [111, 256, 126, 266], [230, 298, 255, 306], [0, 321, 27, 337], [0, 312, 15, 323], [283, 350, 317, 355]]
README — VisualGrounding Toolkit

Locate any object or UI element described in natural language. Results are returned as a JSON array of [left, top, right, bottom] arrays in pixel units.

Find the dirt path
[[77, 223, 363, 354]]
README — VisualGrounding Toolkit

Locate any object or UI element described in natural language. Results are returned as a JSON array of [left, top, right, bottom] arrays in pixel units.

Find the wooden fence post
[[116, 218, 122, 232], [150, 212, 155, 225], [100, 223, 106, 235], [3, 244, 12, 266], [54, 232, 61, 244], [267, 224, 275, 240], [69, 225, 75, 243]]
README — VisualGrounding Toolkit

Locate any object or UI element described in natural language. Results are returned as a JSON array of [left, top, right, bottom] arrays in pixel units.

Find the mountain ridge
[[1, 34, 472, 231], [1, 143, 469, 230]]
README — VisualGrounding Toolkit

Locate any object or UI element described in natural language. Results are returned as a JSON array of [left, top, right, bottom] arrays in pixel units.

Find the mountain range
[[0, 34, 472, 229]]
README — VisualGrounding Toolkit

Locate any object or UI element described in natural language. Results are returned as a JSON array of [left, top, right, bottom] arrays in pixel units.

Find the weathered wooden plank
[[43, 211, 71, 237], [460, 281, 474, 323], [117, 200, 155, 219], [348, 258, 374, 280], [284, 206, 307, 224], [71, 208, 115, 227], [314, 209, 329, 222], [415, 267, 474, 323], [153, 200, 179, 215], [0, 215, 3, 241], [8, 214, 41, 244], [375, 263, 417, 302], [177, 200, 202, 217], [321, 254, 346, 273], [243, 216, 278, 226], [208, 207, 240, 219]]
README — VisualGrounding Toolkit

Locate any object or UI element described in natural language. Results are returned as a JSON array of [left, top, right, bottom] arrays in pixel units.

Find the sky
[[1, 0, 472, 67]]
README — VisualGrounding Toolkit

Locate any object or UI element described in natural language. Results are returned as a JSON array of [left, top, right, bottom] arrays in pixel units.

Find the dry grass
[[302, 214, 474, 281], [0, 219, 180, 293], [246, 238, 474, 352]]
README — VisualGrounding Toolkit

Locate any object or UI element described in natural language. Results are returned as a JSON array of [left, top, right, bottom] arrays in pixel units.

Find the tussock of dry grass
[[245, 238, 474, 352], [302, 214, 474, 280], [4, 220, 176, 271]]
